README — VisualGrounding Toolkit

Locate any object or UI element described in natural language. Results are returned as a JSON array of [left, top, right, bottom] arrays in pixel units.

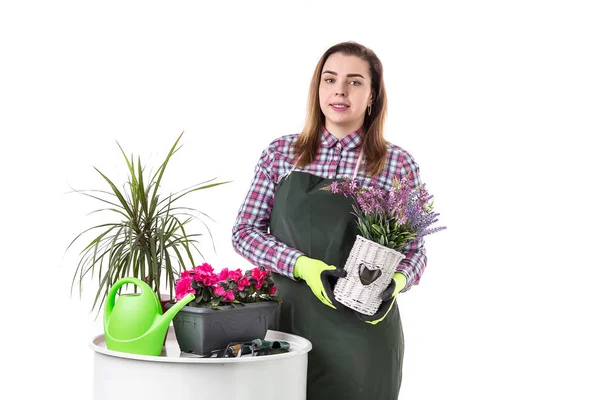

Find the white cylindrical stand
[[90, 327, 312, 400]]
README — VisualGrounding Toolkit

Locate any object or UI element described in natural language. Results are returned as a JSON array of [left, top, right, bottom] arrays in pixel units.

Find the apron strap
[[279, 160, 299, 183], [352, 150, 363, 180]]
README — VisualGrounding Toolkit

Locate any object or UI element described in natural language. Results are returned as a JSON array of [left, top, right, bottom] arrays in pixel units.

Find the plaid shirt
[[231, 128, 427, 292]]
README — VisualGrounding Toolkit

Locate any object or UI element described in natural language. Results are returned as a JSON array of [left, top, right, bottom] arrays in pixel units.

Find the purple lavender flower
[[330, 181, 339, 193], [321, 175, 446, 250]]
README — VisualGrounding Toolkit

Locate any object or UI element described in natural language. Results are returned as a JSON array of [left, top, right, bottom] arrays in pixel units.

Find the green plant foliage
[[354, 207, 418, 251], [66, 132, 230, 315]]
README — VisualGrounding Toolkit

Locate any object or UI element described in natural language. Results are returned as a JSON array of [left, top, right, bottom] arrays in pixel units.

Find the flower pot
[[165, 301, 279, 356], [334, 235, 405, 316]]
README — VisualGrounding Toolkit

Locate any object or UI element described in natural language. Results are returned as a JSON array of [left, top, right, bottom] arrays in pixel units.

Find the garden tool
[[210, 339, 291, 358], [251, 338, 290, 350]]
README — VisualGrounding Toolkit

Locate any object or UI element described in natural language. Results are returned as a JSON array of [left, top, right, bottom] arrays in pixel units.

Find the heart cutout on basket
[[358, 263, 382, 286]]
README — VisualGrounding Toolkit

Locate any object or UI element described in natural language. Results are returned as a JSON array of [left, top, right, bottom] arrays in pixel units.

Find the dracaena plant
[[67, 132, 230, 315], [321, 174, 446, 251]]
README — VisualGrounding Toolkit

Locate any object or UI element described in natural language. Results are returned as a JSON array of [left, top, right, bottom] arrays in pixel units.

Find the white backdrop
[[1, 1, 599, 399]]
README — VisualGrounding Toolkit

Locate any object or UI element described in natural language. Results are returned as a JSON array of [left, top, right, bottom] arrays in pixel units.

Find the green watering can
[[104, 277, 194, 356]]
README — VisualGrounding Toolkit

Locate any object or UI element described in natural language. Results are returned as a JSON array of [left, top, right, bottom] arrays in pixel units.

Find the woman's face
[[319, 52, 373, 136]]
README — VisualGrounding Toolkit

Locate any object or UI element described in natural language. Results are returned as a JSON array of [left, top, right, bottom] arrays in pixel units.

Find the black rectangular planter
[[166, 301, 278, 356]]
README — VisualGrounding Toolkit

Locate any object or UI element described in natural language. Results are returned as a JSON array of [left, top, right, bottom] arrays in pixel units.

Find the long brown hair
[[293, 41, 388, 177]]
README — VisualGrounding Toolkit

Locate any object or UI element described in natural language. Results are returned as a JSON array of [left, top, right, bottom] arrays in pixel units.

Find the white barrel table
[[90, 327, 312, 400]]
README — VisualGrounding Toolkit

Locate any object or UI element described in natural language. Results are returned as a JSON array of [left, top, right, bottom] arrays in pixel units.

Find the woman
[[232, 41, 427, 399]]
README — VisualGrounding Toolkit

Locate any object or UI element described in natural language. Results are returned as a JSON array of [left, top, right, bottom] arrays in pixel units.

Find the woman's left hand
[[357, 272, 407, 325]]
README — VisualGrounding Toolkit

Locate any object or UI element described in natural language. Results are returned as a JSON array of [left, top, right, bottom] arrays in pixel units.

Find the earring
[[367, 105, 372, 116]]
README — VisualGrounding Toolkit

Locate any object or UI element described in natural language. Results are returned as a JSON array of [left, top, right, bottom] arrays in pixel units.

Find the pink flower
[[180, 269, 194, 279], [251, 268, 268, 282], [224, 290, 235, 302], [174, 265, 275, 309], [252, 267, 269, 290], [195, 263, 214, 274], [175, 276, 195, 301], [218, 268, 229, 281], [228, 268, 243, 281], [237, 276, 249, 291], [194, 263, 218, 286], [213, 285, 226, 297], [213, 285, 234, 302]]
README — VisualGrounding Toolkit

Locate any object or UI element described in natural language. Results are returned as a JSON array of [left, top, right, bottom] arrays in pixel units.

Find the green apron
[[269, 161, 404, 400]]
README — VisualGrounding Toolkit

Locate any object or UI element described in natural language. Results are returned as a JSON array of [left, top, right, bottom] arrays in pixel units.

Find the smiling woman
[[231, 41, 428, 400]]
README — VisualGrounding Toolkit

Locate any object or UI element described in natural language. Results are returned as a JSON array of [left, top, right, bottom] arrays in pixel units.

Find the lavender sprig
[[322, 175, 446, 251]]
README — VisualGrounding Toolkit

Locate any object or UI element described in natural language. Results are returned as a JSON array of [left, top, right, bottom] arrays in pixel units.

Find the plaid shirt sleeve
[[231, 139, 303, 279], [382, 144, 428, 293]]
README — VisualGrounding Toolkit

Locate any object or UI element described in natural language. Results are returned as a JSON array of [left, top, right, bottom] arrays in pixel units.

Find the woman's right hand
[[293, 256, 346, 309]]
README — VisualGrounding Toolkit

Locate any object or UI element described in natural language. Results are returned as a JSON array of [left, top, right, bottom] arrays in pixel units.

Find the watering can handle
[[104, 277, 149, 320]]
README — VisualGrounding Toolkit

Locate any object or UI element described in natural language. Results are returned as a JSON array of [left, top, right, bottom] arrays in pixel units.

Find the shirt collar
[[320, 126, 362, 150]]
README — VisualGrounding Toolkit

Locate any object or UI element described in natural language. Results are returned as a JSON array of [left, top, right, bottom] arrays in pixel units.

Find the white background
[[1, 1, 599, 399]]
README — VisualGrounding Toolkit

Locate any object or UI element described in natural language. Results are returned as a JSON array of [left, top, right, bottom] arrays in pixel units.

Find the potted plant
[[165, 263, 281, 356], [67, 132, 230, 317], [321, 174, 446, 315]]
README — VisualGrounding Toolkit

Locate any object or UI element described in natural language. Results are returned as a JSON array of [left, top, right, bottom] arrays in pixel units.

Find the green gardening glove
[[294, 256, 347, 309], [356, 272, 407, 325]]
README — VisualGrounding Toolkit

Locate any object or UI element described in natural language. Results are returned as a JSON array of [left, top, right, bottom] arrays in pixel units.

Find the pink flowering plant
[[322, 174, 446, 251], [175, 263, 280, 308]]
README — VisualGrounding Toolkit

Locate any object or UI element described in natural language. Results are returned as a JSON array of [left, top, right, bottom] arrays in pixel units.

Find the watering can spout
[[158, 293, 194, 329]]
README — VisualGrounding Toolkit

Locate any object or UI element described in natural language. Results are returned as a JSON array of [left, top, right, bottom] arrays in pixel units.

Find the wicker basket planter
[[333, 235, 405, 316]]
